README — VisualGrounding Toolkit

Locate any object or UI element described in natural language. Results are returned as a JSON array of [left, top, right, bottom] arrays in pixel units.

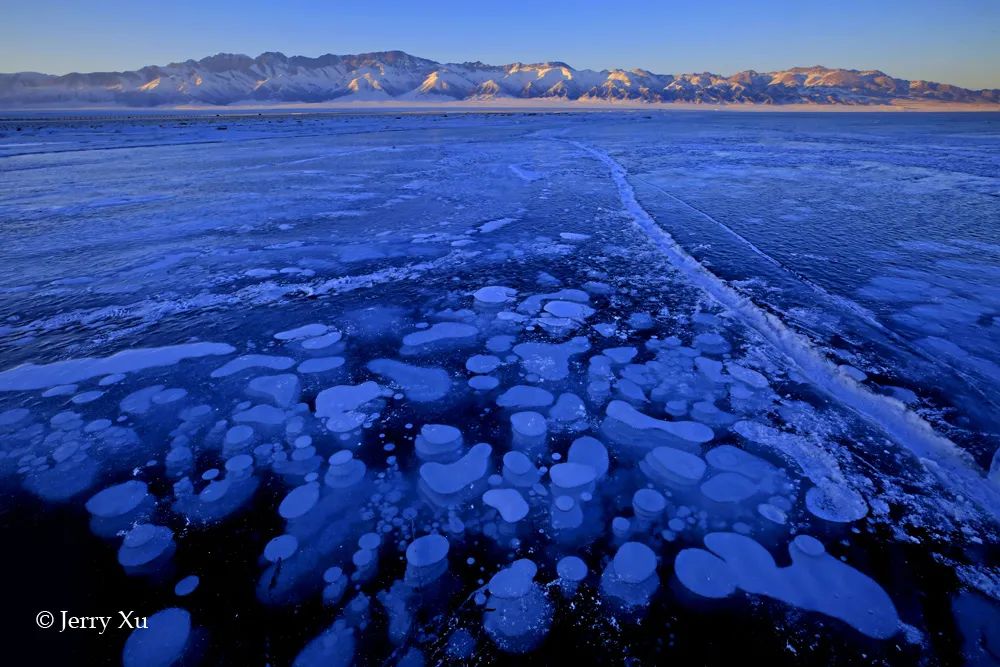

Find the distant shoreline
[[3, 98, 1000, 119]]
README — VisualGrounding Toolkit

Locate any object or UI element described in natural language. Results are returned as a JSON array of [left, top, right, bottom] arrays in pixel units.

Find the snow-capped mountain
[[1, 51, 997, 107]]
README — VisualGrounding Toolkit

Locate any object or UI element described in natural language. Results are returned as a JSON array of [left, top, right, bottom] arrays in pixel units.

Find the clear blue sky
[[1, 0, 998, 88]]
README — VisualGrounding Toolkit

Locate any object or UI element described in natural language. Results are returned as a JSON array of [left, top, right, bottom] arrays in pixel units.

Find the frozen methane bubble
[[466, 354, 501, 374], [497, 385, 554, 409], [484, 559, 552, 653], [543, 300, 595, 320], [0, 342, 235, 391], [274, 323, 328, 341], [602, 400, 713, 453], [122, 608, 191, 667], [512, 337, 591, 381], [483, 488, 530, 523], [415, 424, 464, 462], [264, 534, 299, 562], [402, 322, 478, 348], [315, 381, 382, 433], [510, 411, 547, 450], [473, 286, 517, 304], [548, 393, 587, 425], [604, 347, 638, 364], [549, 462, 597, 496], [247, 374, 301, 407], [557, 556, 588, 582], [85, 480, 153, 538], [701, 473, 759, 504], [568, 436, 610, 477], [419, 443, 492, 506], [174, 575, 199, 597], [675, 532, 900, 639], [212, 354, 295, 378], [632, 488, 667, 522], [640, 447, 707, 488], [502, 451, 540, 487], [367, 359, 451, 402], [118, 523, 176, 574], [292, 620, 355, 667], [469, 375, 500, 391], [279, 482, 321, 519], [324, 450, 366, 488], [298, 357, 345, 374], [301, 331, 343, 350], [405, 534, 450, 586], [601, 542, 660, 610]]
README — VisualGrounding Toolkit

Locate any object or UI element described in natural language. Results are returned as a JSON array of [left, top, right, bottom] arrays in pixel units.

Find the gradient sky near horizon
[[1, 0, 998, 88]]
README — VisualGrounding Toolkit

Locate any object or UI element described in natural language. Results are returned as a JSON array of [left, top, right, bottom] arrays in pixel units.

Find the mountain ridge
[[2, 50, 997, 107]]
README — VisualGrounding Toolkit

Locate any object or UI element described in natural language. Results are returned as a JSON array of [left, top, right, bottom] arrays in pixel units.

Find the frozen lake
[[1, 111, 998, 665]]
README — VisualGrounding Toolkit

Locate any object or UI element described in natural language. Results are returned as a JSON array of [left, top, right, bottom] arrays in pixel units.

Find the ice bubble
[[275, 323, 328, 341], [279, 482, 321, 519], [484, 559, 552, 652], [247, 374, 301, 407], [233, 404, 285, 426], [502, 451, 540, 487], [676, 532, 900, 639], [122, 607, 191, 667], [557, 556, 588, 582], [292, 619, 355, 667], [568, 436, 609, 477], [212, 354, 295, 378], [174, 575, 199, 596], [604, 347, 638, 364], [632, 488, 667, 521], [701, 472, 759, 504], [121, 385, 166, 415], [367, 359, 450, 402], [640, 446, 707, 488], [301, 331, 343, 350], [324, 450, 366, 488], [315, 381, 382, 432], [224, 425, 254, 449], [486, 335, 516, 352], [118, 524, 176, 573], [298, 357, 346, 374], [86, 480, 153, 537], [403, 322, 477, 349], [405, 534, 450, 586], [603, 400, 713, 453], [466, 354, 501, 373], [483, 488, 530, 523], [693, 333, 731, 354], [548, 392, 586, 425], [469, 375, 500, 391], [419, 443, 492, 502], [0, 342, 235, 391], [415, 424, 464, 462], [613, 542, 657, 584], [264, 534, 299, 562], [0, 407, 29, 427], [543, 300, 595, 320], [474, 286, 517, 304], [510, 411, 547, 450], [549, 462, 597, 495], [497, 385, 554, 409], [71, 390, 104, 404], [513, 337, 590, 381]]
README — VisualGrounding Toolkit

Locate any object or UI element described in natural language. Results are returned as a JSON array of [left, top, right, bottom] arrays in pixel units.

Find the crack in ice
[[570, 140, 1000, 524]]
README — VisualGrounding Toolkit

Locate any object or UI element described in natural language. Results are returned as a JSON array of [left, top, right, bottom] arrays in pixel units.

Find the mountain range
[[1, 50, 997, 107]]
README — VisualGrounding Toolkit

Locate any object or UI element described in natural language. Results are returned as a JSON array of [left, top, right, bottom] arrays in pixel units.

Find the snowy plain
[[0, 110, 998, 665]]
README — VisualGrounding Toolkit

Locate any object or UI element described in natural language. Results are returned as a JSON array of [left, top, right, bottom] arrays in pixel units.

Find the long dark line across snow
[[570, 140, 1000, 524]]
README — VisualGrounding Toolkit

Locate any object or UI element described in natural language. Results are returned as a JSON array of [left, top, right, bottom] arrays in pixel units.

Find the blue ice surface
[[1, 111, 998, 663]]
